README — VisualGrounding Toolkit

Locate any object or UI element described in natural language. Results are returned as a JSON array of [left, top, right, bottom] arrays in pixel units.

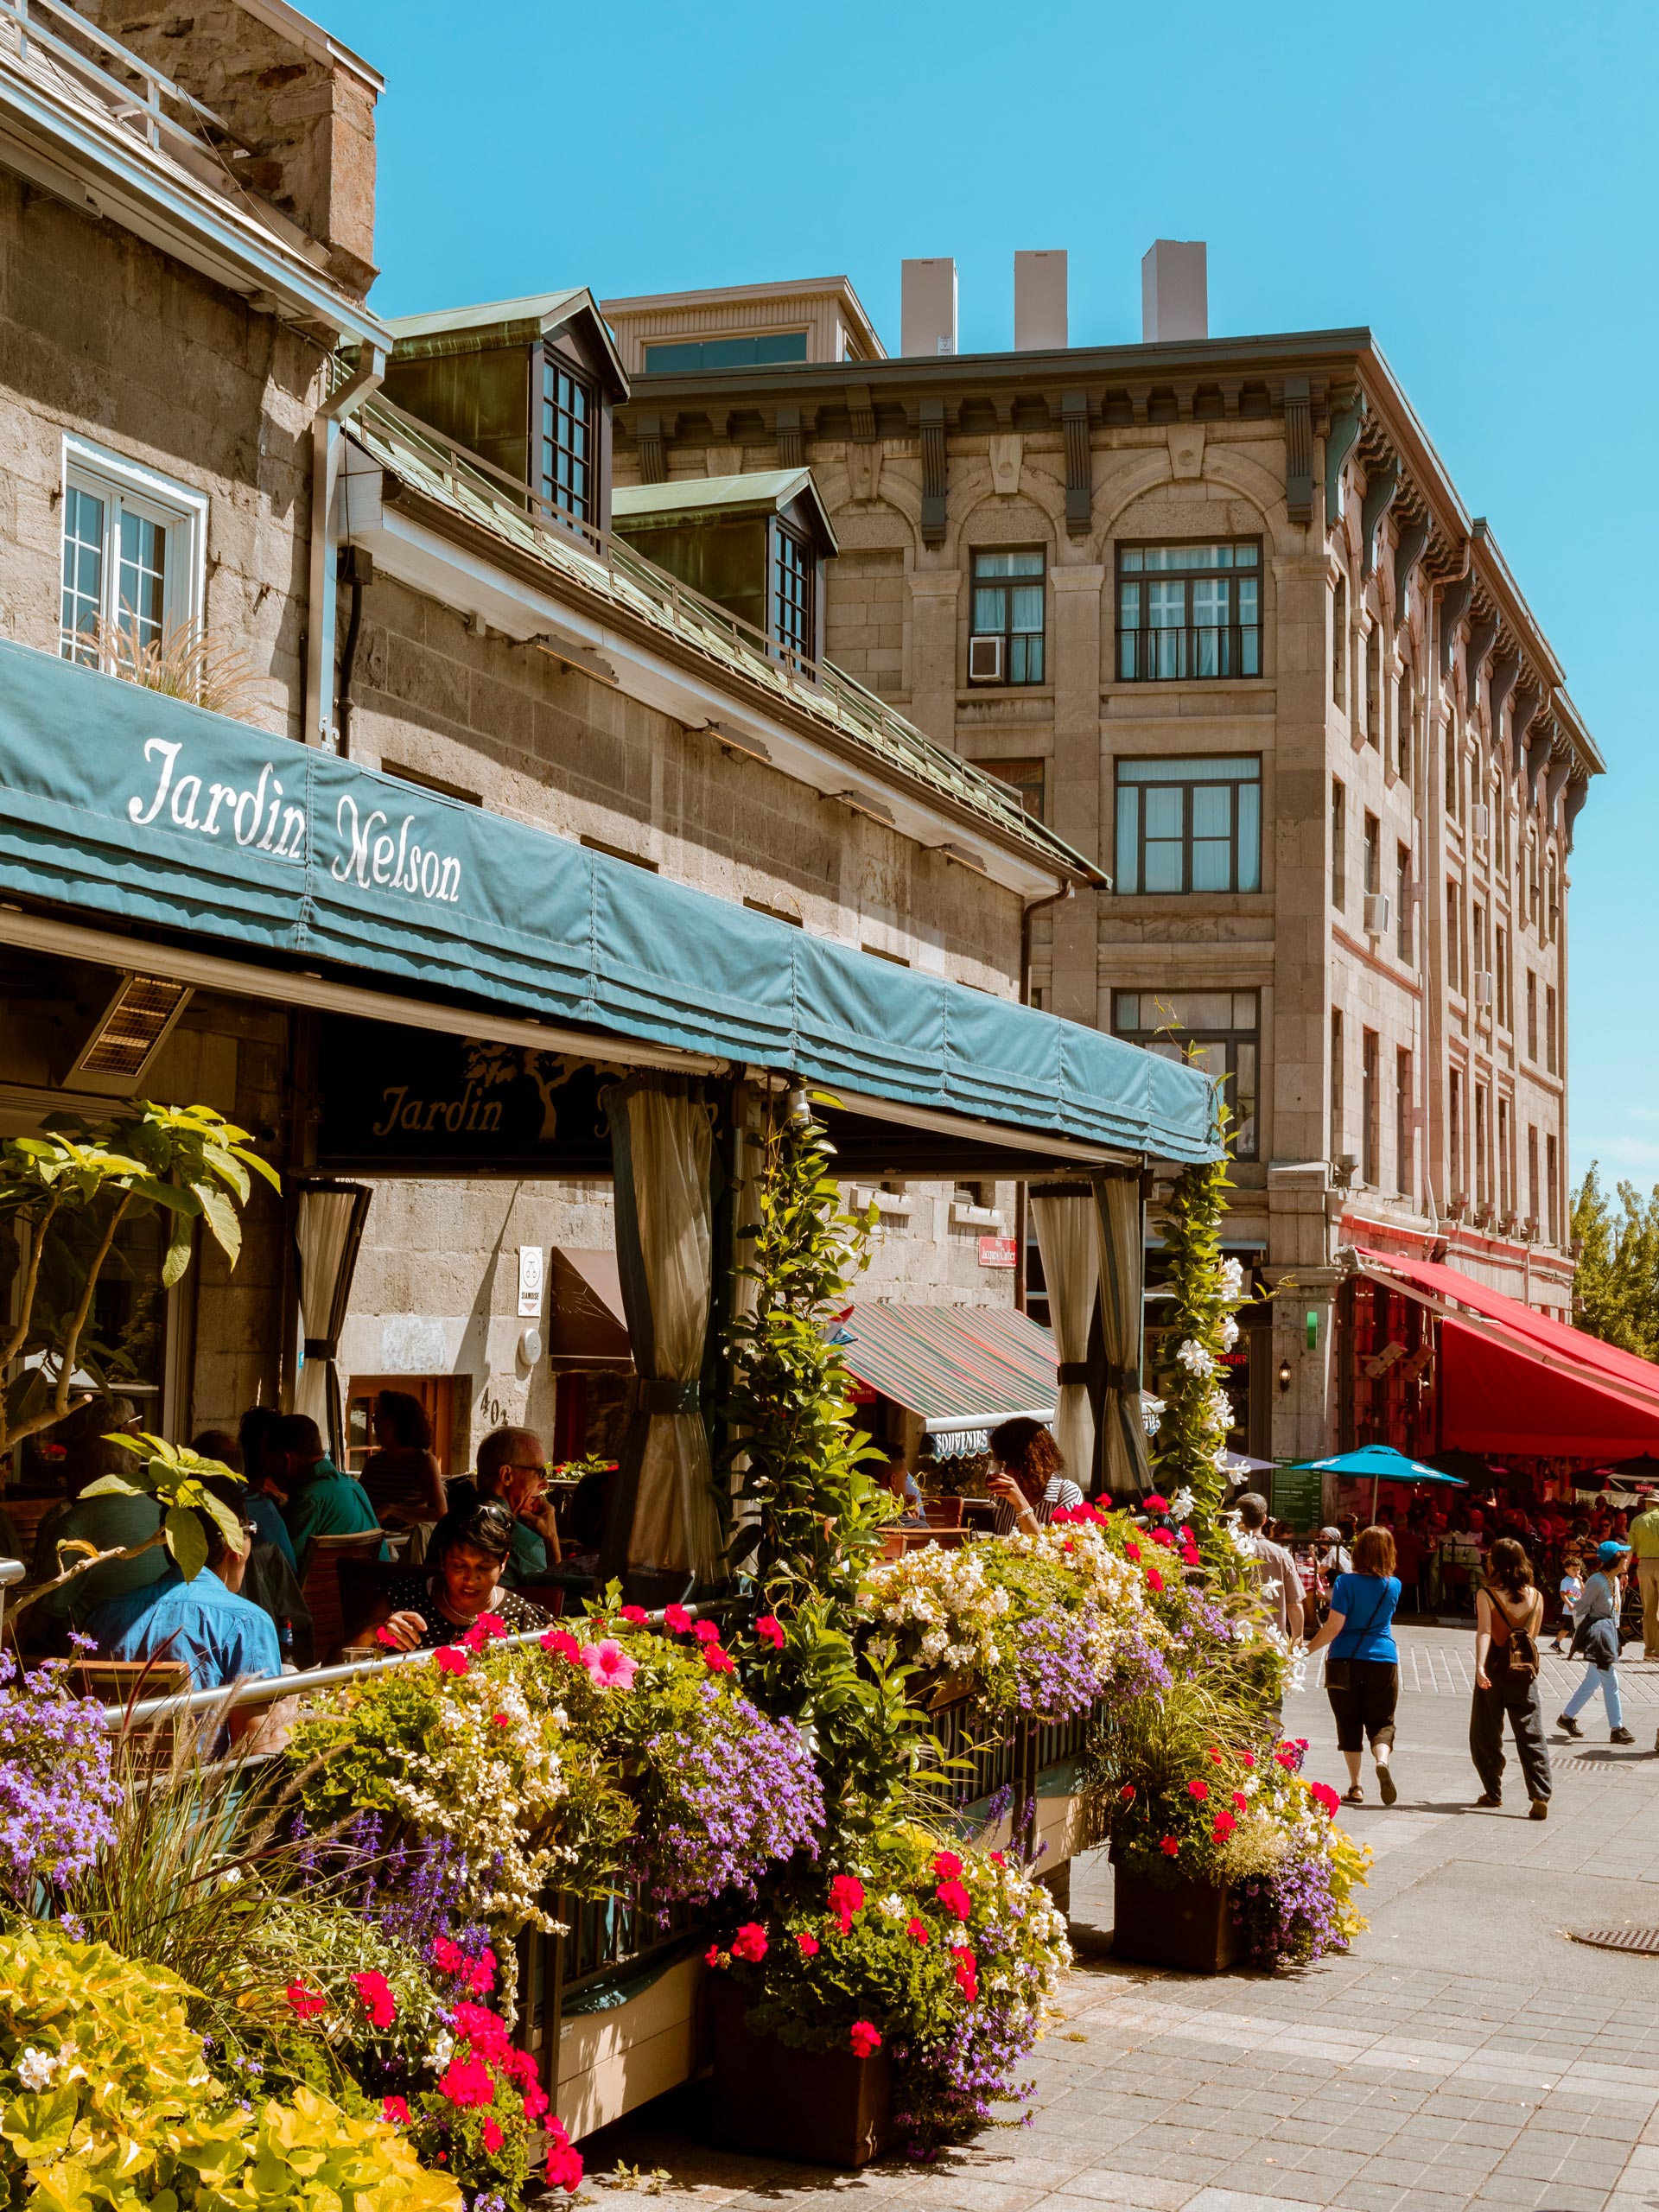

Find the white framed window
[[59, 435, 207, 665]]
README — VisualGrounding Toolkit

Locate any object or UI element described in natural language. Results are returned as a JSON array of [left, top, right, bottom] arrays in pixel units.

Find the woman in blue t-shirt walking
[[1305, 1524, 1404, 1807]]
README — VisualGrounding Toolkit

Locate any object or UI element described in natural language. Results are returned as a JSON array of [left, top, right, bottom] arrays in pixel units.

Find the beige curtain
[[607, 1084, 720, 1582], [1029, 1187, 1099, 1492], [1096, 1172, 1150, 1496], [292, 1184, 371, 1460]]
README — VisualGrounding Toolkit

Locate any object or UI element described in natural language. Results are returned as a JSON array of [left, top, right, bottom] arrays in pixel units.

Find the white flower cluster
[[861, 1543, 1012, 1675], [387, 1659, 570, 1932], [1219, 1256, 1245, 1300], [1175, 1338, 1216, 1379], [1201, 1383, 1234, 1435], [1219, 1314, 1241, 1351], [1140, 1391, 1166, 1437], [1168, 1486, 1196, 1522]]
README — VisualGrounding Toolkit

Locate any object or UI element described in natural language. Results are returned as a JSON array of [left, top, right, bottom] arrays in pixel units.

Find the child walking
[[1554, 1547, 1584, 1656]]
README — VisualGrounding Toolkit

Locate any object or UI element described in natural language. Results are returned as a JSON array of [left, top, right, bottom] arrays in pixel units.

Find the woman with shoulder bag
[[1305, 1524, 1403, 1806], [1470, 1535, 1553, 1820]]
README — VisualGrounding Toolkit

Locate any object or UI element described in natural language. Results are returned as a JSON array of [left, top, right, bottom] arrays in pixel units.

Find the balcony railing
[[1, 0, 236, 162], [1118, 623, 1261, 683], [352, 393, 1055, 853]]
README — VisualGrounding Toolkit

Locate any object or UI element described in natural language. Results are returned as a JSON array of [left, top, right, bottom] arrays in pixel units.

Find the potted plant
[[703, 1823, 1070, 2162]]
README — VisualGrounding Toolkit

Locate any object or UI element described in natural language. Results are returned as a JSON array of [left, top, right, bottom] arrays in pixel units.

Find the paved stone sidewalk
[[583, 1630, 1659, 2212]]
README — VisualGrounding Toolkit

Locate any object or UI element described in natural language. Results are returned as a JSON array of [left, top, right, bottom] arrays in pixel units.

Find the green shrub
[[0, 1920, 460, 2209]]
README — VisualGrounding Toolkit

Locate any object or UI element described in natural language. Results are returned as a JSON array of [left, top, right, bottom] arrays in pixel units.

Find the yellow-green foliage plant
[[0, 1921, 461, 2210]]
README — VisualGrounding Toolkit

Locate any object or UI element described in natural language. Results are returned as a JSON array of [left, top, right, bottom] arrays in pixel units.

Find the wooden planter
[[1111, 1857, 1240, 1974], [707, 1976, 899, 2168]]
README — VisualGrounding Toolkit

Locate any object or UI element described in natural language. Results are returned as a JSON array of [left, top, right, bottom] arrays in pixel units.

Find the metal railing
[[1, 0, 238, 161], [1118, 623, 1262, 683], [353, 394, 1059, 857]]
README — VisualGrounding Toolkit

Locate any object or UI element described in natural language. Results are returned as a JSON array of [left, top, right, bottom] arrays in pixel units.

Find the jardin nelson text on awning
[[0, 642, 1217, 1165]]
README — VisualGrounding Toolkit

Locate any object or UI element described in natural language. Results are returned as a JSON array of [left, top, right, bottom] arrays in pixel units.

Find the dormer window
[[541, 356, 594, 524], [772, 519, 814, 663]]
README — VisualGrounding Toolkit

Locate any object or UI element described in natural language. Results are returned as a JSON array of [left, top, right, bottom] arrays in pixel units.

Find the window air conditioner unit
[[1475, 970, 1495, 1007], [1362, 891, 1392, 937], [967, 635, 1005, 683], [1472, 802, 1491, 842]]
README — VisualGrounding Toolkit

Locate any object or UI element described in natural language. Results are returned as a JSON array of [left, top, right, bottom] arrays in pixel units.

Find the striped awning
[[830, 1302, 1057, 1437]]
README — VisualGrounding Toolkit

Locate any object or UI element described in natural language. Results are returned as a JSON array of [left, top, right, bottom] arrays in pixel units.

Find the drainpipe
[[1014, 880, 1074, 1314], [303, 346, 385, 749], [334, 547, 374, 759]]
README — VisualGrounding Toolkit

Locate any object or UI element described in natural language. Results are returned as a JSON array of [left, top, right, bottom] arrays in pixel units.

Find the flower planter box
[[1110, 1857, 1240, 1974], [707, 1975, 899, 2168]]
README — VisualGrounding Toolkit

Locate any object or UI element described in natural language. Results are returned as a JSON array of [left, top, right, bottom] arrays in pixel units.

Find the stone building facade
[[608, 293, 1601, 1456], [0, 17, 1090, 1476]]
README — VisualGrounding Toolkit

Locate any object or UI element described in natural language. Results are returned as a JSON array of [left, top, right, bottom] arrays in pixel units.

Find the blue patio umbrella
[[1291, 1444, 1468, 1522]]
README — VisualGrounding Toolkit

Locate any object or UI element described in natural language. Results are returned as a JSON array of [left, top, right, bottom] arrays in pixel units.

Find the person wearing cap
[[369, 1498, 550, 1652], [1558, 1539, 1635, 1745]]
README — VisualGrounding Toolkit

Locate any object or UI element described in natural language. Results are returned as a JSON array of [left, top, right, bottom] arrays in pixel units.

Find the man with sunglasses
[[442, 1425, 562, 1588]]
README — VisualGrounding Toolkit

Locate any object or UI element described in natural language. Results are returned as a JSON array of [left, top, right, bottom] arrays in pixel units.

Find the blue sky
[[327, 0, 1656, 1188]]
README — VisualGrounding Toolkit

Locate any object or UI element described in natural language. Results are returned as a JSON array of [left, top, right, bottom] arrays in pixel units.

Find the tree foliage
[[0, 1102, 277, 1454], [1149, 1146, 1251, 1577], [1572, 1163, 1659, 1360]]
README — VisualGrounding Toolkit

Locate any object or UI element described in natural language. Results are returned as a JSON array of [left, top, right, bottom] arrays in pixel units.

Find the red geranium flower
[[1144, 1493, 1168, 1513], [374, 1624, 397, 1648], [989, 1850, 1006, 1867], [935, 1878, 972, 1922], [492, 1712, 511, 1727], [1212, 1812, 1237, 1841], [466, 1948, 497, 1994], [931, 1849, 963, 1878], [906, 1917, 930, 1945], [1186, 1779, 1210, 1801], [352, 1969, 397, 2028], [1206, 1746, 1224, 1764], [382, 2094, 410, 2126], [483, 2118, 505, 2153], [754, 1614, 785, 1648], [545, 2125, 584, 2192], [704, 1943, 727, 1968], [729, 1922, 768, 1962], [439, 2054, 494, 2107], [435, 1645, 469, 1676], [849, 2020, 883, 2058], [950, 1945, 978, 2000], [1160, 1836, 1180, 1857], [541, 1628, 581, 1662], [1231, 1791, 1249, 1811], [1150, 1527, 1175, 1548], [664, 1604, 693, 1634], [702, 1644, 736, 1674], [1308, 1780, 1342, 1817], [1239, 1750, 1256, 1769], [796, 1930, 821, 1957], [1146, 1568, 1164, 1592], [522, 2081, 550, 2123], [827, 1873, 865, 1932], [431, 1936, 465, 1974], [619, 1604, 649, 1624], [285, 1979, 327, 2021], [693, 1618, 722, 1643], [1118, 1783, 1136, 1802], [1123, 1540, 1142, 1562]]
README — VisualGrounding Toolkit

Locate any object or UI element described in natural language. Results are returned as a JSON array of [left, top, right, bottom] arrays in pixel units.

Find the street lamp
[[1277, 1357, 1292, 1395]]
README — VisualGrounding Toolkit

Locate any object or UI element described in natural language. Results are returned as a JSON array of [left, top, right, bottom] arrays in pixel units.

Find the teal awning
[[0, 643, 1218, 1161]]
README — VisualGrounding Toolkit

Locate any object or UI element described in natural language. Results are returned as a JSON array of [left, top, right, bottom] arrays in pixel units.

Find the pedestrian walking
[[1471, 1537, 1552, 1821], [1306, 1524, 1403, 1807], [1558, 1539, 1635, 1745], [1232, 1491, 1306, 1641], [1628, 1496, 1659, 1659], [1552, 1546, 1583, 1656]]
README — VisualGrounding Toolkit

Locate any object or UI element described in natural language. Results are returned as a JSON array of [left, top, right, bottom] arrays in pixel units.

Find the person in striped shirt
[[986, 1418, 1084, 1535]]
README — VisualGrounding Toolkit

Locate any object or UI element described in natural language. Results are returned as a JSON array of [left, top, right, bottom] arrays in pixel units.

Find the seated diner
[[368, 1498, 551, 1652]]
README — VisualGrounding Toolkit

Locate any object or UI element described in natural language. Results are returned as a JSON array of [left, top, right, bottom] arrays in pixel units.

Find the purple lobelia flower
[[0, 1651, 120, 1904]]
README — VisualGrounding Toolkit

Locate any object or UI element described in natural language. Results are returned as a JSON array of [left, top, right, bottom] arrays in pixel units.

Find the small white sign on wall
[[517, 1244, 545, 1319]]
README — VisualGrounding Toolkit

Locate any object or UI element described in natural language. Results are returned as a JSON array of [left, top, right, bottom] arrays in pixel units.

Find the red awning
[[1355, 1247, 1659, 1458]]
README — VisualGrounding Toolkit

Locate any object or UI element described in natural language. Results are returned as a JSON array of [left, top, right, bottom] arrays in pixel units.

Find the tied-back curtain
[[292, 1183, 372, 1463], [1029, 1187, 1099, 1495], [1095, 1171, 1150, 1497], [607, 1082, 720, 1585]]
